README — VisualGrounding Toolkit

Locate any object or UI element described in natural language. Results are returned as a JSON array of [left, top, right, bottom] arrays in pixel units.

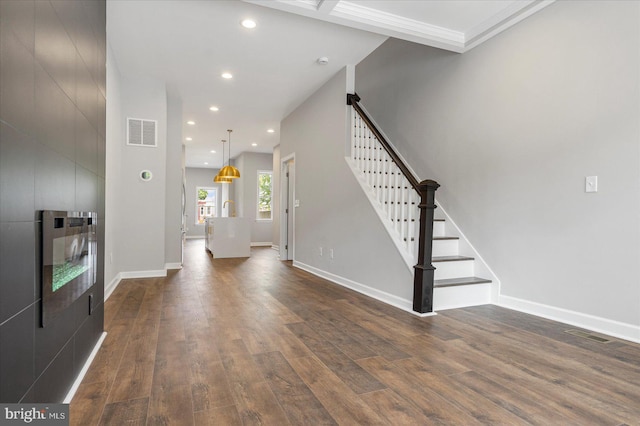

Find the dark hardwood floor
[[70, 239, 640, 425]]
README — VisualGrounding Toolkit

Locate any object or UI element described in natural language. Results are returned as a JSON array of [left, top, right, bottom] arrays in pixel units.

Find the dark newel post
[[413, 179, 440, 313]]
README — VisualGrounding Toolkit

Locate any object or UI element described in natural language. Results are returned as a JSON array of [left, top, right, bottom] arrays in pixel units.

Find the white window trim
[[256, 170, 273, 222], [196, 186, 217, 225]]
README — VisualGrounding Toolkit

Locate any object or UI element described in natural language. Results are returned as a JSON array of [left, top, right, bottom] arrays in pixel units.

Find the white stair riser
[[433, 283, 492, 311], [432, 239, 459, 257], [434, 259, 474, 280], [433, 221, 445, 237]]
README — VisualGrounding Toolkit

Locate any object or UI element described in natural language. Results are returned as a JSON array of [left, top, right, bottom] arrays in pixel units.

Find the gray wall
[[165, 94, 183, 266], [0, 0, 106, 402], [235, 152, 274, 244], [113, 77, 167, 273], [272, 145, 281, 248], [355, 1, 640, 326], [185, 167, 222, 238], [105, 43, 122, 288], [280, 68, 413, 300]]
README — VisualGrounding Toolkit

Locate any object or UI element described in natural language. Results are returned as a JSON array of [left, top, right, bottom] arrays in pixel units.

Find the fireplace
[[41, 211, 97, 326]]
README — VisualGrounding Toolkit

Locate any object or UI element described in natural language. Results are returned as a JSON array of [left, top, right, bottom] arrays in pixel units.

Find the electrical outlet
[[330, 248, 334, 259], [585, 176, 598, 193]]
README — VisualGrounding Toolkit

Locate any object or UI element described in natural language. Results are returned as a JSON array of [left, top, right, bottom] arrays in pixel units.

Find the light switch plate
[[585, 176, 598, 193], [294, 199, 300, 207]]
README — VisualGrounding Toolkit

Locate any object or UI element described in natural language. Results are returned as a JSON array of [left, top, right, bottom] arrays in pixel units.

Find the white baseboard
[[292, 261, 430, 316], [104, 268, 176, 301], [64, 331, 107, 403], [119, 269, 167, 279], [165, 262, 183, 270], [498, 294, 640, 344], [186, 235, 204, 239], [251, 242, 272, 247], [104, 274, 121, 300], [271, 244, 279, 251]]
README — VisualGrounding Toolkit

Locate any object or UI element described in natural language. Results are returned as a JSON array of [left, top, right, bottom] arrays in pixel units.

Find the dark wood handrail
[[347, 93, 420, 191], [347, 93, 440, 314]]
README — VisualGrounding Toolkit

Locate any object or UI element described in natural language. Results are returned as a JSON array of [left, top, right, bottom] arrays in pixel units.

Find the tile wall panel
[[0, 0, 105, 402]]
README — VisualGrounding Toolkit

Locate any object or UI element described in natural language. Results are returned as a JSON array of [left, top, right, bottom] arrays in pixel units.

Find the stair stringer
[[434, 200, 502, 306], [344, 156, 415, 273]]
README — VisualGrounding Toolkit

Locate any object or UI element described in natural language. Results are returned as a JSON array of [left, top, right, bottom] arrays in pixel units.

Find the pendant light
[[214, 139, 232, 183], [218, 129, 241, 179]]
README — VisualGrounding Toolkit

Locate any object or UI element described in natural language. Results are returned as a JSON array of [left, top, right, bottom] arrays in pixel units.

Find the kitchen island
[[204, 217, 251, 258]]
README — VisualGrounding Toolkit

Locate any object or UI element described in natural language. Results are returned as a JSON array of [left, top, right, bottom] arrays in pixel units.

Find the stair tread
[[434, 218, 445, 222], [432, 255, 474, 262], [434, 276, 492, 288], [433, 236, 459, 240]]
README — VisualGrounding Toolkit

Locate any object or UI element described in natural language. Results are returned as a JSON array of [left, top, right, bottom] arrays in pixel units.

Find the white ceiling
[[107, 0, 553, 169]]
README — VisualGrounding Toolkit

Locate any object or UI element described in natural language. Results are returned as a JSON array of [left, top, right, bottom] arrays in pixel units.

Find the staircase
[[432, 219, 492, 310], [346, 94, 493, 313]]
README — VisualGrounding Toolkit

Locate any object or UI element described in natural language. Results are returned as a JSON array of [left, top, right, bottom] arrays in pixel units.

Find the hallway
[[70, 240, 640, 425]]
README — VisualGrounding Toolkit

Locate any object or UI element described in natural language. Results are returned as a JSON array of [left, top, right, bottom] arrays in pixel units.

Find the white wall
[[280, 68, 414, 302], [235, 152, 274, 244], [165, 93, 184, 266], [110, 76, 167, 273], [106, 47, 185, 282], [234, 155, 245, 218], [355, 1, 640, 334], [272, 145, 281, 248], [185, 167, 222, 238], [104, 43, 122, 287]]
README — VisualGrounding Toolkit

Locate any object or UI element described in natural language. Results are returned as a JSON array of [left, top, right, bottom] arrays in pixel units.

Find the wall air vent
[[127, 118, 157, 147]]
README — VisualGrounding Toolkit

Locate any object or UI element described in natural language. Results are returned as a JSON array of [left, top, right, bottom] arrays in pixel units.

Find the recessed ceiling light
[[267, 129, 275, 133], [209, 106, 219, 112], [251, 143, 257, 147], [210, 150, 216, 153], [187, 120, 195, 125], [241, 19, 256, 29], [221, 72, 233, 79], [185, 137, 192, 141], [204, 162, 209, 165]]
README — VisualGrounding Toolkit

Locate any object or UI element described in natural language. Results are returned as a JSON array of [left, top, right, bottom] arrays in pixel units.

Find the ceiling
[[107, 0, 553, 169]]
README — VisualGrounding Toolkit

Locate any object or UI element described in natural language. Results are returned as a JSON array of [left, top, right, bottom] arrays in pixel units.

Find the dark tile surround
[[0, 0, 106, 402]]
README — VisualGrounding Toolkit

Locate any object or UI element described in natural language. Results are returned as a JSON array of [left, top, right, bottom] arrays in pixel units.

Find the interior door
[[281, 157, 295, 261]]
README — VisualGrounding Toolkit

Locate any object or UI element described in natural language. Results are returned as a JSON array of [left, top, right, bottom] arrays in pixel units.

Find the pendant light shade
[[214, 138, 232, 183], [218, 129, 240, 179]]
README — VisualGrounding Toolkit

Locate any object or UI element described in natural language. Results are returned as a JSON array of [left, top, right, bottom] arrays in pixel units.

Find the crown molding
[[245, 0, 555, 53]]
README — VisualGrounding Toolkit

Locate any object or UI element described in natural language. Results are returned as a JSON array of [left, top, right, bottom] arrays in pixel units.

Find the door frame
[[279, 153, 295, 261]]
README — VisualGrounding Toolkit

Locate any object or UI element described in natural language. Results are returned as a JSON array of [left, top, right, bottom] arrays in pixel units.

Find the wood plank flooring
[[70, 240, 640, 425]]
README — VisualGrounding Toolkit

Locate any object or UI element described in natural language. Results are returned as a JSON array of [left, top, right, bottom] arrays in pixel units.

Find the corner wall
[[235, 152, 274, 244], [185, 167, 222, 238], [272, 145, 281, 248], [355, 1, 640, 339], [114, 77, 167, 274], [165, 94, 183, 267], [280, 68, 413, 306]]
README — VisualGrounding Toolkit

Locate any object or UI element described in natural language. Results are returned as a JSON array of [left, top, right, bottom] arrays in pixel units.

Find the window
[[257, 171, 272, 220], [196, 187, 217, 224]]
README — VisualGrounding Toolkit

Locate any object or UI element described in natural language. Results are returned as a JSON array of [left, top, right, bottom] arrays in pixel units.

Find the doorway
[[280, 155, 295, 261]]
